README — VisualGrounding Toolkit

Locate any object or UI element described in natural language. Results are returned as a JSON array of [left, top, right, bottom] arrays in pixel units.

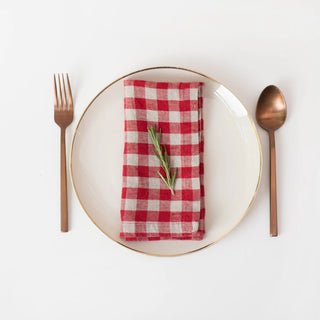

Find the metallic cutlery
[[256, 85, 287, 237], [54, 74, 74, 232]]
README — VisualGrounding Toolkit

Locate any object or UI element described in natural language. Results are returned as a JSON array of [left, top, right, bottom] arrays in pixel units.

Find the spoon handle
[[269, 130, 278, 236]]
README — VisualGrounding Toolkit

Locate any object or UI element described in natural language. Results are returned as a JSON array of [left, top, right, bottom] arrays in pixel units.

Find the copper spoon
[[256, 85, 287, 237]]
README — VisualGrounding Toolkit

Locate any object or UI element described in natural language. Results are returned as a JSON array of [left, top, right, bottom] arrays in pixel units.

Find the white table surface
[[1, 0, 319, 319]]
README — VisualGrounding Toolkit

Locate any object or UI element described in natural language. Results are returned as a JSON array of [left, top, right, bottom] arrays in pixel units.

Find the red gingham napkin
[[120, 80, 205, 240]]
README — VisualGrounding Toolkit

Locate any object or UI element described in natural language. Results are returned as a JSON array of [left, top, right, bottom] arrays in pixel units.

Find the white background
[[1, 0, 319, 319]]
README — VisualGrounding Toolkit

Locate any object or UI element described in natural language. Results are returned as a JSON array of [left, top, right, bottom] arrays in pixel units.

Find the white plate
[[71, 67, 261, 256]]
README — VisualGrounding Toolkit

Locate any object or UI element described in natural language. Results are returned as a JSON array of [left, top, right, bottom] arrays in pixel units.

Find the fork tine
[[66, 74, 73, 111], [54, 74, 59, 110], [62, 74, 68, 110], [57, 74, 63, 110]]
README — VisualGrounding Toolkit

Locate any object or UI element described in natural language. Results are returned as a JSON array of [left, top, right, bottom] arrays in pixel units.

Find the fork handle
[[60, 128, 68, 232], [269, 130, 278, 237]]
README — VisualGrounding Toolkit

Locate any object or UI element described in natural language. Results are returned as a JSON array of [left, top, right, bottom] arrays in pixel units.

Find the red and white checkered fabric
[[120, 80, 205, 241]]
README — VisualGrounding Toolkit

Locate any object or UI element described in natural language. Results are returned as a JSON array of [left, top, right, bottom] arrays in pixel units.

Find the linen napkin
[[120, 80, 205, 240]]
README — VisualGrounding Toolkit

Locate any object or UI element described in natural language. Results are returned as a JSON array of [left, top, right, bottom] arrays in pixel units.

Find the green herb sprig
[[147, 125, 177, 195]]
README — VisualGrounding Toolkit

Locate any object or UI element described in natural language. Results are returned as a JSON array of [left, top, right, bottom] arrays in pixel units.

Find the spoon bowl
[[256, 85, 287, 131]]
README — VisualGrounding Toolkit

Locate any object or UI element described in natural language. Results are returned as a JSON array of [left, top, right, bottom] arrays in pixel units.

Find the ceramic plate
[[71, 67, 261, 256]]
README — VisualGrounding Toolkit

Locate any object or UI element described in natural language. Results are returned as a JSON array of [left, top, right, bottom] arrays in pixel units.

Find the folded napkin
[[120, 80, 205, 240]]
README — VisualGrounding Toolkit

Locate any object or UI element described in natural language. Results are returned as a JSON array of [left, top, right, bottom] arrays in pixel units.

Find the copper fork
[[54, 74, 73, 232]]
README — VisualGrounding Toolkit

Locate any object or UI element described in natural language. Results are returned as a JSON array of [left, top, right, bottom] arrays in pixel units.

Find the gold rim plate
[[70, 67, 262, 257]]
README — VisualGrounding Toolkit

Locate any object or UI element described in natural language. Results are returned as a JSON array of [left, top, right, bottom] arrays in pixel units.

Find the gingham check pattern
[[120, 80, 205, 240]]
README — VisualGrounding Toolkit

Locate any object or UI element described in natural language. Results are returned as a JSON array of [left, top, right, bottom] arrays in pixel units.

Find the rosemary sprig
[[147, 125, 177, 195]]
